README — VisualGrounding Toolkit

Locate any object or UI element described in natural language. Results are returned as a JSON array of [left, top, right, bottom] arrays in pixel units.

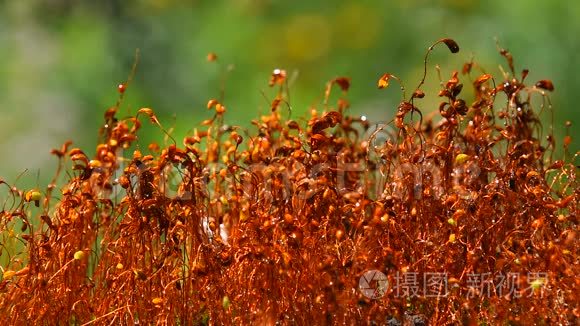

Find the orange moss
[[0, 39, 577, 324]]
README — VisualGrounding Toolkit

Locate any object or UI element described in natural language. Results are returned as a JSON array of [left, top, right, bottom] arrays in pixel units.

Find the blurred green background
[[0, 0, 578, 187]]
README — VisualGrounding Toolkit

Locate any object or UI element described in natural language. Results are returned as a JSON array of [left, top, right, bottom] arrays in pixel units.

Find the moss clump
[[0, 39, 577, 324]]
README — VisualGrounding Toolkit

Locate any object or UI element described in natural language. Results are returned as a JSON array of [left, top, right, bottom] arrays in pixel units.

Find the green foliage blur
[[0, 0, 578, 187]]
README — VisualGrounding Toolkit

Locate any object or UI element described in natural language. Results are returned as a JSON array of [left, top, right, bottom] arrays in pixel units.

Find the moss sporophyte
[[0, 39, 577, 324]]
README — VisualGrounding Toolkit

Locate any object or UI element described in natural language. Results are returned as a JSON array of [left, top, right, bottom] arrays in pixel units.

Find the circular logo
[[359, 270, 388, 299]]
